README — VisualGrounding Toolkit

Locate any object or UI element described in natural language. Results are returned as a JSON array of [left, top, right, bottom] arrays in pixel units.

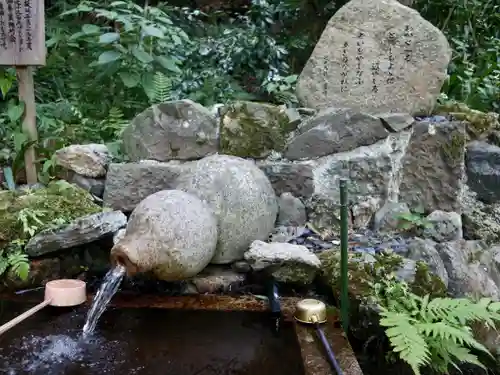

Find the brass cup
[[294, 299, 328, 324]]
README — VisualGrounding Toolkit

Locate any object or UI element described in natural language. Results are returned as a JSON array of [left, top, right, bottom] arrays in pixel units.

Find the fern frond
[[445, 342, 487, 371], [425, 297, 500, 328], [152, 71, 172, 104], [107, 107, 125, 126], [417, 322, 492, 357], [380, 310, 430, 375]]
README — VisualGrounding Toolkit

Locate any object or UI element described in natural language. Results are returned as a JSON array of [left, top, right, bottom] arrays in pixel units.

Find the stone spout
[[108, 189, 219, 282], [110, 240, 144, 277]]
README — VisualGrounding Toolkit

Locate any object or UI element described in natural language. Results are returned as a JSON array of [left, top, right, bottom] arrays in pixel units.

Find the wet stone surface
[[271, 226, 411, 255]]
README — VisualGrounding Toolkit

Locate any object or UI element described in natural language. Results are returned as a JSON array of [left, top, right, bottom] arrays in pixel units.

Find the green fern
[[151, 72, 172, 104], [101, 107, 128, 138], [7, 251, 30, 281], [379, 296, 500, 375], [0, 248, 30, 281]]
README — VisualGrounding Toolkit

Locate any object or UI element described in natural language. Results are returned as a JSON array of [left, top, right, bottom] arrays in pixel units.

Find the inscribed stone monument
[[296, 0, 451, 115], [0, 0, 45, 65]]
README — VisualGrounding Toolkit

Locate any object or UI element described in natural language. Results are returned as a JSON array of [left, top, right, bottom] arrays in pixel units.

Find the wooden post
[[0, 0, 46, 185], [17, 66, 37, 184]]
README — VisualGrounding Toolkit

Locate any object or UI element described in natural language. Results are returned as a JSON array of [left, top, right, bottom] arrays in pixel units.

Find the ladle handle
[[0, 299, 51, 336]]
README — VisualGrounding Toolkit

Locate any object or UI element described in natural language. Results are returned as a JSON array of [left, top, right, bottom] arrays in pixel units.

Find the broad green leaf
[[7, 102, 25, 123], [69, 31, 85, 41], [77, 5, 93, 12], [0, 77, 13, 97], [141, 71, 156, 101], [97, 50, 122, 65], [15, 261, 30, 281], [59, 5, 92, 16], [13, 131, 28, 152], [132, 47, 153, 64], [171, 34, 182, 45], [143, 25, 164, 39], [284, 75, 298, 84], [82, 24, 101, 34], [119, 72, 140, 88], [99, 32, 120, 44], [155, 56, 181, 73]]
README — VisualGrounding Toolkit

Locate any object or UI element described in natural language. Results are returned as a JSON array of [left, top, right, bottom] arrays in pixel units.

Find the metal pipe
[[267, 279, 281, 333], [339, 178, 349, 333]]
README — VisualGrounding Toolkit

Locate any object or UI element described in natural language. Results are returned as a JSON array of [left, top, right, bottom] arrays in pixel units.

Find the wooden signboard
[[0, 0, 45, 66], [0, 0, 46, 184]]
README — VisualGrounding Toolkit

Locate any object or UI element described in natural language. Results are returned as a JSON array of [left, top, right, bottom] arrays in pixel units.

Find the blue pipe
[[314, 322, 344, 375]]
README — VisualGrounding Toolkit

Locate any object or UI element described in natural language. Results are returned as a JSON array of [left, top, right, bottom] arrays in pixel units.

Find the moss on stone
[[410, 261, 447, 298], [441, 130, 466, 167], [319, 249, 446, 301], [0, 181, 101, 246], [219, 101, 291, 158], [435, 101, 500, 140], [272, 263, 317, 284]]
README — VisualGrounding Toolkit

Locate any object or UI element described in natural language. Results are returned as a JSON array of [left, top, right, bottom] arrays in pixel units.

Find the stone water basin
[[0, 294, 362, 375]]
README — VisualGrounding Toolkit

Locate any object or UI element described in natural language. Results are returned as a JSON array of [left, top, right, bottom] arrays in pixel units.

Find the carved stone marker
[[0, 0, 45, 66], [296, 0, 451, 115]]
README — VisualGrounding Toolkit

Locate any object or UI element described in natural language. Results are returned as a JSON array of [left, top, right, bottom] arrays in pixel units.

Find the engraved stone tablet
[[296, 0, 451, 115], [0, 0, 45, 66]]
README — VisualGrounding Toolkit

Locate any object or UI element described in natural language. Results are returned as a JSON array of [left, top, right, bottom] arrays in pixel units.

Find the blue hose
[[315, 323, 344, 375]]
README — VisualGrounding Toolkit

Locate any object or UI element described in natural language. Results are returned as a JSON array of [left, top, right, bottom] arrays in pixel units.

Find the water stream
[[82, 265, 126, 336]]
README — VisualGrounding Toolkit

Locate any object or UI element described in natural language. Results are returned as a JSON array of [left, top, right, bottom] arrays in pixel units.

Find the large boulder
[[304, 131, 411, 232], [462, 186, 500, 244], [466, 141, 500, 204], [122, 99, 219, 162], [175, 155, 278, 264], [398, 120, 466, 212], [258, 161, 314, 198], [55, 143, 110, 178], [103, 161, 185, 212], [111, 190, 218, 281], [438, 240, 500, 299], [219, 101, 292, 158], [244, 240, 321, 284], [26, 211, 127, 257], [283, 109, 413, 160], [296, 0, 451, 115]]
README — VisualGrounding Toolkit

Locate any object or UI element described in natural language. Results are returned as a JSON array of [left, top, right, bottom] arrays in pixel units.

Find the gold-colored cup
[[294, 299, 328, 324]]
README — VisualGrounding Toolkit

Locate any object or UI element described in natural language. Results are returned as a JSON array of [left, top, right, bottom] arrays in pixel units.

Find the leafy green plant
[[377, 276, 500, 375], [262, 73, 298, 106], [417, 0, 499, 112], [396, 208, 431, 233], [0, 246, 30, 281]]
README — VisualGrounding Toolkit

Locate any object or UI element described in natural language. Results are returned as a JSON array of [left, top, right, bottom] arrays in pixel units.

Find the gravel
[[270, 226, 411, 255]]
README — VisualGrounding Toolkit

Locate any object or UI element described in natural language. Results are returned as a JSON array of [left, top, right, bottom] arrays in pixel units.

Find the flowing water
[[82, 265, 126, 336]]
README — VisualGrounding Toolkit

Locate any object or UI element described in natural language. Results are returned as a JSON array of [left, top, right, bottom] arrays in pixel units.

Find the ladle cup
[[294, 299, 344, 375], [0, 279, 86, 336]]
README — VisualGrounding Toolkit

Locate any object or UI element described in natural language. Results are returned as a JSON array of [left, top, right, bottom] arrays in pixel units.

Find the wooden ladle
[[0, 279, 86, 336]]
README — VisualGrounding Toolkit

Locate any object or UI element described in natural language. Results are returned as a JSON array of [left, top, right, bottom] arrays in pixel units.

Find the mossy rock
[[219, 101, 292, 158], [441, 126, 467, 168], [0, 181, 102, 246], [318, 249, 446, 302], [435, 101, 500, 140]]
